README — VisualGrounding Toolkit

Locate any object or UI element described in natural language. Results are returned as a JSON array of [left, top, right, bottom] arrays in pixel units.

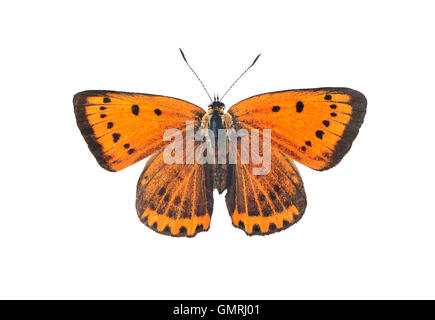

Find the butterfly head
[[208, 95, 225, 115]]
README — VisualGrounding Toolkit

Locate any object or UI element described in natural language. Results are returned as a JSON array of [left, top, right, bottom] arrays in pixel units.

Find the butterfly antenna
[[220, 53, 261, 101], [179, 48, 213, 102]]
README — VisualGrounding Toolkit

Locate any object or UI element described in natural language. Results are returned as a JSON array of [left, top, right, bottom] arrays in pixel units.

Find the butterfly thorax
[[202, 101, 232, 138], [208, 102, 226, 142]]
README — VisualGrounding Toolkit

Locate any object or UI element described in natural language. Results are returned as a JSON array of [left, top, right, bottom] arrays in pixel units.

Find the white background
[[1, 0, 434, 299]]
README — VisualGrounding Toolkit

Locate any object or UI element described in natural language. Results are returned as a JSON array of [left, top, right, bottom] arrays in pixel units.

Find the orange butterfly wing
[[228, 88, 367, 171], [73, 90, 205, 171], [225, 135, 307, 235], [136, 143, 214, 237]]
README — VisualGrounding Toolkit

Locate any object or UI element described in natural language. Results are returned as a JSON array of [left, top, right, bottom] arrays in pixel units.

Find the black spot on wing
[[158, 187, 166, 196], [163, 226, 171, 234], [112, 133, 121, 143], [167, 207, 176, 218], [178, 226, 187, 236], [238, 221, 245, 230], [296, 101, 304, 112], [174, 196, 181, 205], [293, 213, 301, 222], [269, 191, 277, 201], [132, 105, 139, 115]]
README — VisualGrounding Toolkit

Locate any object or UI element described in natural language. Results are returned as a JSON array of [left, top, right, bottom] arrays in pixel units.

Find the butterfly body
[[74, 86, 366, 237], [200, 100, 233, 193]]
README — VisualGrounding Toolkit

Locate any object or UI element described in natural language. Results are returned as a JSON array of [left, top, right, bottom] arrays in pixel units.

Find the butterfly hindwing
[[228, 88, 367, 171], [225, 136, 307, 235], [74, 90, 205, 171], [136, 142, 214, 237]]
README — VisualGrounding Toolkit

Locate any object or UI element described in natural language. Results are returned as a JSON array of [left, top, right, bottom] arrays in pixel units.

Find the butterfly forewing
[[228, 88, 367, 171], [74, 90, 205, 171]]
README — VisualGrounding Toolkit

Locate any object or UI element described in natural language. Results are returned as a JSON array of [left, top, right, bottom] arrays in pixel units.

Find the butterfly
[[73, 49, 366, 237]]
